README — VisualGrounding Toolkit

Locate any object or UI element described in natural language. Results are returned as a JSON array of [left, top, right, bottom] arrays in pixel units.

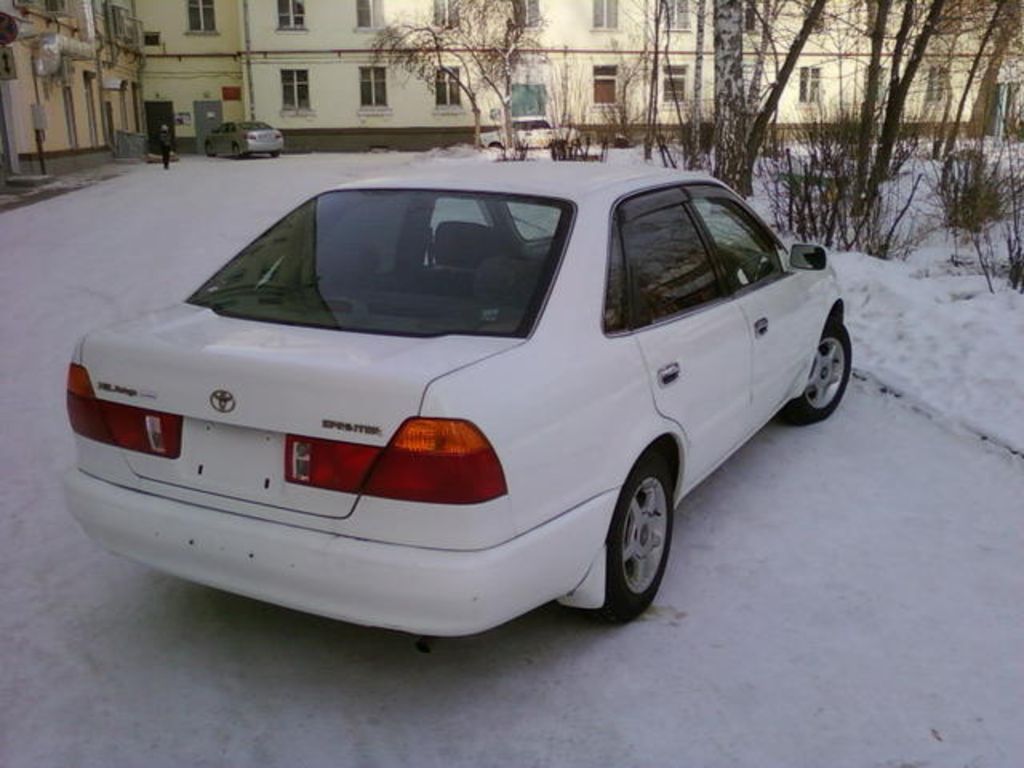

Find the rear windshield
[[188, 189, 574, 337], [239, 122, 273, 130]]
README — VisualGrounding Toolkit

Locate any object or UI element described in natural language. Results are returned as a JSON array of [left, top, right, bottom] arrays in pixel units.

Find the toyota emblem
[[209, 389, 236, 413]]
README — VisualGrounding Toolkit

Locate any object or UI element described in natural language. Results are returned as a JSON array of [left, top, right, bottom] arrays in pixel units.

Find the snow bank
[[832, 249, 1024, 452]]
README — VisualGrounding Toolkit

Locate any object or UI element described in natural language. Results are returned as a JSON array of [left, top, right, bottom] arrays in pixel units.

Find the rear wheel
[[232, 142, 242, 158], [204, 141, 215, 157], [780, 320, 852, 425], [270, 151, 280, 158], [597, 452, 674, 623]]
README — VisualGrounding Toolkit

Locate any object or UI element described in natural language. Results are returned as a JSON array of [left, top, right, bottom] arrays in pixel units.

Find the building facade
[[0, 0, 144, 178]]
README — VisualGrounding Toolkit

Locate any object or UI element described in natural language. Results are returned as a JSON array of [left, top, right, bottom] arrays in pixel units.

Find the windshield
[[188, 189, 574, 337]]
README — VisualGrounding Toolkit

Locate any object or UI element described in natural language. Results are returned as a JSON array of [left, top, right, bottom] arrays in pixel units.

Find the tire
[[204, 141, 215, 157], [488, 142, 503, 150], [597, 452, 674, 623], [780, 320, 852, 425], [232, 142, 242, 158], [270, 151, 280, 158]]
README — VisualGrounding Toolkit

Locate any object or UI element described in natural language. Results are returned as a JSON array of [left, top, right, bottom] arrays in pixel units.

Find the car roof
[[333, 163, 728, 204]]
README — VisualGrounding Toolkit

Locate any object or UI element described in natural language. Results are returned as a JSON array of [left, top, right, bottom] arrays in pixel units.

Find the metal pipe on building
[[242, 0, 255, 120]]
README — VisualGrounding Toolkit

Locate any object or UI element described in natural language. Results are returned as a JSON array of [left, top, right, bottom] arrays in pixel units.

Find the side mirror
[[790, 244, 827, 271]]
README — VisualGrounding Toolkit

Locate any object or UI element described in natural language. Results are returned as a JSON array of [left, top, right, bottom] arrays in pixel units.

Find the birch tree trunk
[[689, 0, 708, 166], [713, 0, 747, 186]]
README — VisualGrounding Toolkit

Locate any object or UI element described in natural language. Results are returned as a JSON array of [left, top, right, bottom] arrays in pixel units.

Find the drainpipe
[[242, 0, 255, 120]]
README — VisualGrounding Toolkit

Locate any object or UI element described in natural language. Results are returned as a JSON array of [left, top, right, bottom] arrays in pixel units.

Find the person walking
[[159, 124, 173, 170]]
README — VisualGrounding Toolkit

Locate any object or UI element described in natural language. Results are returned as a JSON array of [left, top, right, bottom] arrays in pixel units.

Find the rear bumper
[[243, 138, 283, 153], [64, 470, 615, 636]]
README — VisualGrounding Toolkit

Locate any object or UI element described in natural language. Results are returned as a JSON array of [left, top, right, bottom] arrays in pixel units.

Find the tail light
[[67, 363, 182, 458], [363, 418, 506, 504], [285, 435, 380, 493], [246, 131, 258, 140], [285, 418, 507, 505]]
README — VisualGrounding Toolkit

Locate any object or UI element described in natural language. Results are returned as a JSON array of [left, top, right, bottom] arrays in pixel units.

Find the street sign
[[0, 13, 19, 46], [0, 46, 16, 81]]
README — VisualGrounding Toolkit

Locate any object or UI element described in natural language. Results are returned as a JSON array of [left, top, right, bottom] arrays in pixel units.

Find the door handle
[[754, 317, 769, 337], [658, 363, 681, 386]]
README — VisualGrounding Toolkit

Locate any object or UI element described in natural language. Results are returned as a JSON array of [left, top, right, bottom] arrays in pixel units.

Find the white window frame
[[662, 65, 688, 103], [356, 0, 383, 30], [281, 68, 310, 111], [925, 65, 947, 104], [593, 65, 618, 105], [798, 66, 821, 104], [360, 66, 388, 108], [665, 0, 690, 31], [520, 0, 541, 27], [433, 0, 458, 27], [593, 0, 618, 29], [278, 0, 305, 29], [187, 0, 216, 32], [435, 67, 462, 108]]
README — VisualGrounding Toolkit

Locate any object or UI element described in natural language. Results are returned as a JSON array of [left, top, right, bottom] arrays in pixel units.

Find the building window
[[663, 65, 687, 103], [278, 0, 305, 28], [593, 0, 618, 29], [360, 66, 387, 107], [593, 65, 618, 104], [434, 0, 458, 27], [516, 0, 541, 26], [144, 31, 161, 46], [436, 67, 461, 107], [798, 66, 821, 104], [83, 71, 98, 146], [925, 65, 948, 103], [357, 0, 382, 29], [665, 0, 690, 30], [187, 0, 216, 32], [281, 69, 310, 110], [63, 85, 78, 149]]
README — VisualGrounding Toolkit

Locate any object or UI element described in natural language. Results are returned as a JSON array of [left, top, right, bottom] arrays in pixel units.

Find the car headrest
[[432, 222, 499, 270]]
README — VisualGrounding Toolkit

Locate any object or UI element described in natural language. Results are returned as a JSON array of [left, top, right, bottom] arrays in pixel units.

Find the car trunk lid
[[80, 304, 519, 521]]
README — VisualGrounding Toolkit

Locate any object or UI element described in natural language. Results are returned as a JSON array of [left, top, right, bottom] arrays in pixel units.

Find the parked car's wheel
[[780, 319, 852, 425], [597, 452, 674, 623], [488, 142, 503, 150], [232, 142, 242, 158], [270, 151, 280, 158], [204, 141, 215, 157]]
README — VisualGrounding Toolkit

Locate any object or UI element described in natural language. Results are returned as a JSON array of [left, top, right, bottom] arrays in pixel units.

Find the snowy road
[[2, 156, 1023, 768]]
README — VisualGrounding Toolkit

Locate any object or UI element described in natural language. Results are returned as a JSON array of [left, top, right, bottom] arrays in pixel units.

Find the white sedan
[[64, 165, 850, 637]]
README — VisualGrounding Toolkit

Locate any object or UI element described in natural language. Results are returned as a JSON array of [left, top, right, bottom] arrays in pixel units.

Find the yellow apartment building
[[0, 0, 144, 178]]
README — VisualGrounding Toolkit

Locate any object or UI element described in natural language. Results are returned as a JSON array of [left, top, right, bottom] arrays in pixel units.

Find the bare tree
[[374, 0, 542, 150], [689, 0, 710, 167]]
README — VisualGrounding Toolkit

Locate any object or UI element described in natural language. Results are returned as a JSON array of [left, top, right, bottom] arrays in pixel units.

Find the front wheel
[[597, 453, 674, 623], [780, 320, 852, 425]]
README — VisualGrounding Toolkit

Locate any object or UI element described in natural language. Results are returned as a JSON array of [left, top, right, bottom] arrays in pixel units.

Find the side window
[[691, 197, 782, 290], [616, 200, 722, 328]]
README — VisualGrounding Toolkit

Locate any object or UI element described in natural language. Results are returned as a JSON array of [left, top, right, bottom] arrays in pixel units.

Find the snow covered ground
[[2, 153, 1023, 767]]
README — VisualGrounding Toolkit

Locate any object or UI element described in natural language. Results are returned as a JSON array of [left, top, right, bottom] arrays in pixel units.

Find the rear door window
[[607, 190, 723, 330]]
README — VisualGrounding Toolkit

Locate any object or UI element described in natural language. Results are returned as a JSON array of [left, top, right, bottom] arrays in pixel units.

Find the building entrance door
[[193, 100, 223, 156]]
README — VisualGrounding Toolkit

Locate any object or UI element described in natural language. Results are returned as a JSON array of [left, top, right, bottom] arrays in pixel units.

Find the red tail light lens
[[284, 435, 381, 493], [66, 363, 182, 458], [362, 418, 507, 505]]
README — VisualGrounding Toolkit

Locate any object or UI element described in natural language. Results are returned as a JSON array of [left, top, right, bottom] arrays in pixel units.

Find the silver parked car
[[204, 121, 284, 158]]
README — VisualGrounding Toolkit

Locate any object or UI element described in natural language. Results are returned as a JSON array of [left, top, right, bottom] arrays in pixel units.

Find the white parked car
[[64, 165, 850, 637], [480, 117, 568, 150]]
